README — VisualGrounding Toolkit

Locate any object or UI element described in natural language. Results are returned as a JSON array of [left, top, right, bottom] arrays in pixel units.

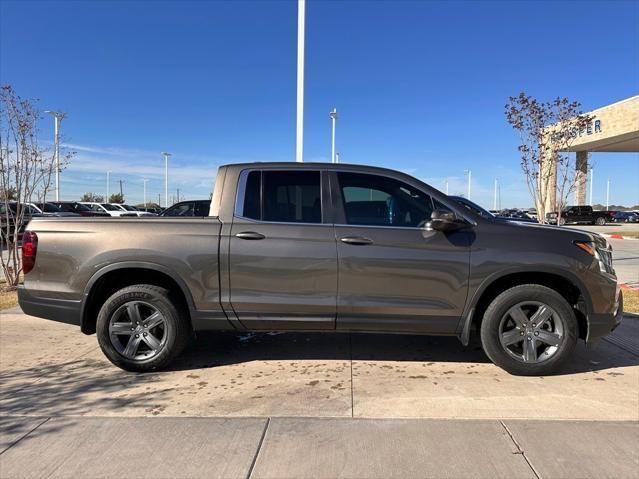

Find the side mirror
[[425, 209, 466, 232]]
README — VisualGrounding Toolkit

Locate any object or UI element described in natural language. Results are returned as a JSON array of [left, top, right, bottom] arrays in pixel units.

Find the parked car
[[1, 202, 45, 240], [28, 202, 80, 217], [546, 205, 608, 225], [138, 206, 164, 215], [612, 211, 639, 223], [109, 203, 156, 217], [160, 200, 210, 217], [18, 163, 622, 376], [80, 202, 137, 217], [451, 197, 537, 223], [51, 201, 111, 217]]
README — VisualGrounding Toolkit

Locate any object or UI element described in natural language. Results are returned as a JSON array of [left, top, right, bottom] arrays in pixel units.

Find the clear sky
[[1, 0, 638, 208]]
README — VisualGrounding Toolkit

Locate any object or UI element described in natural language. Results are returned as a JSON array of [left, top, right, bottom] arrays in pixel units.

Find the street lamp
[[45, 111, 66, 201], [143, 178, 149, 208], [296, 0, 305, 163], [329, 108, 337, 163], [162, 152, 171, 208], [464, 169, 472, 200], [106, 171, 111, 202]]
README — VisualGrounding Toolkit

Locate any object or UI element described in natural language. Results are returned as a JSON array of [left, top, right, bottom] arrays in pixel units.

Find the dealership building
[[543, 95, 638, 211]]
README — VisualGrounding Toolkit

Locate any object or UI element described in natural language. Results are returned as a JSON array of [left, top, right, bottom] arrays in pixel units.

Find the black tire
[[96, 284, 191, 372], [480, 284, 578, 376], [595, 217, 606, 226]]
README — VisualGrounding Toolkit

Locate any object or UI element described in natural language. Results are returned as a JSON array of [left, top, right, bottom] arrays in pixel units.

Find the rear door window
[[193, 201, 211, 217], [239, 170, 322, 224]]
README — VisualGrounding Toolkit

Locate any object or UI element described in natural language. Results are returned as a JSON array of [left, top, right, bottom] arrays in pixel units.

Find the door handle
[[340, 236, 373, 245], [236, 231, 265, 240]]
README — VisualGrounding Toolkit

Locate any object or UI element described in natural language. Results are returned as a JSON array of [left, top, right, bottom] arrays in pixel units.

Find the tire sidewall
[[480, 285, 578, 376], [96, 286, 180, 371]]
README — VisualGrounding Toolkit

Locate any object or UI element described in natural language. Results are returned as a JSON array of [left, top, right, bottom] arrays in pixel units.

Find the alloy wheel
[[108, 301, 167, 360], [498, 301, 565, 363]]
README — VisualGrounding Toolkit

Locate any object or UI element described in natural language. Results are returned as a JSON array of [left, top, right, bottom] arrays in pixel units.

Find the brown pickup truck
[[18, 163, 623, 375]]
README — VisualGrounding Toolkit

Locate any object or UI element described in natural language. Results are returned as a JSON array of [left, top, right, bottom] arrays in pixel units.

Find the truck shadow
[[170, 320, 639, 376]]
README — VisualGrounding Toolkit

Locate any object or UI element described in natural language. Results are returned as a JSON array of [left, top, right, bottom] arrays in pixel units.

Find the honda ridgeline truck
[[18, 163, 623, 375]]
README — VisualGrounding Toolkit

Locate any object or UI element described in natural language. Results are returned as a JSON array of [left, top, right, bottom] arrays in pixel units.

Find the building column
[[574, 151, 588, 205]]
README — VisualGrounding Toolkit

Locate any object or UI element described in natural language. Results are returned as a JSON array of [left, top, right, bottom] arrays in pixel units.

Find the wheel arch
[[81, 262, 195, 334], [459, 268, 590, 345]]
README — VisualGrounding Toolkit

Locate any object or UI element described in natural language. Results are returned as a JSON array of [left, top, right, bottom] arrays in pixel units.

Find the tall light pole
[[296, 0, 305, 163], [330, 108, 337, 163], [106, 171, 111, 202], [464, 169, 472, 200], [493, 178, 498, 210], [589, 168, 594, 206], [162, 152, 171, 208], [143, 178, 149, 208], [606, 179, 610, 211], [45, 111, 65, 201], [445, 180, 449, 195]]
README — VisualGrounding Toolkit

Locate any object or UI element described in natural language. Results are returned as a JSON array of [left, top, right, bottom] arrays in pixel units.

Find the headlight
[[574, 240, 614, 274]]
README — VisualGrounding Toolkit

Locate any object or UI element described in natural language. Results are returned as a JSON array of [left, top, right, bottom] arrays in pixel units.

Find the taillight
[[22, 231, 38, 274]]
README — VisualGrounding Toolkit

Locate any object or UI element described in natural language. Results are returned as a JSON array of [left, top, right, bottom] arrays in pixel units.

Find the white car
[[108, 203, 156, 217], [79, 202, 137, 217]]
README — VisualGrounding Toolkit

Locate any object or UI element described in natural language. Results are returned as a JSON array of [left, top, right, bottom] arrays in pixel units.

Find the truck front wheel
[[96, 284, 191, 372], [480, 284, 578, 376], [595, 217, 606, 226]]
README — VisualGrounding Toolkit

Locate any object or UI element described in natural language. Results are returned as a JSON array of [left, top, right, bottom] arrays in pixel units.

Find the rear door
[[228, 169, 337, 330], [332, 171, 471, 334]]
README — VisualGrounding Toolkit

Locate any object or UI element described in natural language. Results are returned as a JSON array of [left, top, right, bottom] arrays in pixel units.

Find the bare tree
[[0, 85, 73, 289], [505, 92, 592, 224]]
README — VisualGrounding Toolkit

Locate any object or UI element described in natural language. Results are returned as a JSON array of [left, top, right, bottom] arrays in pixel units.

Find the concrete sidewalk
[[0, 415, 637, 479]]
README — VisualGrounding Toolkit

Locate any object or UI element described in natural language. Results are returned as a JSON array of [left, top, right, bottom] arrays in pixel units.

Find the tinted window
[[242, 171, 261, 220], [338, 172, 433, 227], [101, 203, 119, 211], [261, 171, 321, 223], [42, 203, 62, 213], [163, 202, 194, 217], [193, 201, 211, 217]]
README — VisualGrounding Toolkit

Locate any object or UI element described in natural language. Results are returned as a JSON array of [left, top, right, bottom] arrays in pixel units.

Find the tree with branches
[[80, 192, 104, 202], [505, 92, 592, 224], [0, 85, 74, 289]]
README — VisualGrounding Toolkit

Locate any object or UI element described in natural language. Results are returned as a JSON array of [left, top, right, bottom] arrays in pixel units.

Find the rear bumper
[[586, 289, 624, 343], [17, 286, 82, 327]]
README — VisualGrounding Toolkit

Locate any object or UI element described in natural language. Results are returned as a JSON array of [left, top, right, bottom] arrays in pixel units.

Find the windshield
[[451, 196, 494, 218], [121, 205, 138, 211], [100, 203, 120, 211]]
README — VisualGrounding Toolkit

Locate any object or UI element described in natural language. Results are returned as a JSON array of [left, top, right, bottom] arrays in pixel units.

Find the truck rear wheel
[[96, 284, 190, 372], [595, 217, 606, 226], [480, 284, 577, 376]]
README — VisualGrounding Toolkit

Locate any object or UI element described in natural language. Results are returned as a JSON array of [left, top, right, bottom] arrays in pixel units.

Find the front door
[[332, 171, 471, 334], [228, 169, 337, 330]]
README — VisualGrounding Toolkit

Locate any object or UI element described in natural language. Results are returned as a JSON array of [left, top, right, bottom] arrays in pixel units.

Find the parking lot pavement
[[1, 308, 638, 478], [0, 416, 636, 479], [1, 308, 637, 420]]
